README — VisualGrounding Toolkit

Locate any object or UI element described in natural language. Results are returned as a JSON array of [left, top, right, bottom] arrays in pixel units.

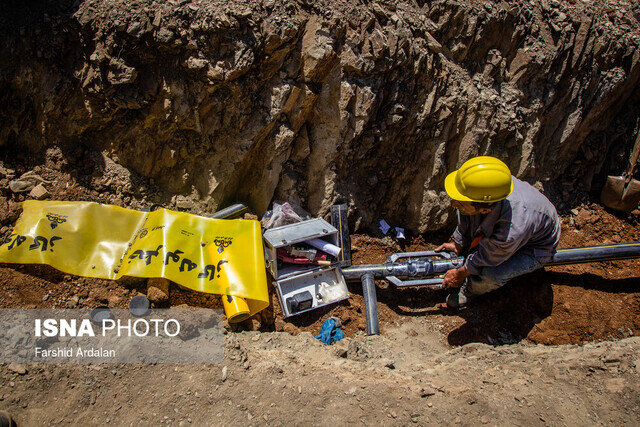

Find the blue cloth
[[466, 251, 543, 296], [314, 318, 343, 345]]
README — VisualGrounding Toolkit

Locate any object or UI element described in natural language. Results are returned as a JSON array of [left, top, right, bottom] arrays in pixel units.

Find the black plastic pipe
[[548, 242, 640, 265]]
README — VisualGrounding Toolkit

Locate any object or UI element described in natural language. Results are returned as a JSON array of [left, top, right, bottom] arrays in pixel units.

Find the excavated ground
[[1, 167, 640, 424], [1, 199, 639, 347], [2, 0, 640, 423]]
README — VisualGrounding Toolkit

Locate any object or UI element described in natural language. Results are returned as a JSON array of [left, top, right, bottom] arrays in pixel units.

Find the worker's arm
[[436, 211, 471, 255], [441, 265, 470, 288]]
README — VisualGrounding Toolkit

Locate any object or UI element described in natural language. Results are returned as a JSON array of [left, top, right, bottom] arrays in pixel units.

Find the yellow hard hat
[[444, 156, 513, 202]]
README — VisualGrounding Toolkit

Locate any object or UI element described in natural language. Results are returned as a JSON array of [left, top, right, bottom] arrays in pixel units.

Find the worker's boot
[[446, 280, 476, 309]]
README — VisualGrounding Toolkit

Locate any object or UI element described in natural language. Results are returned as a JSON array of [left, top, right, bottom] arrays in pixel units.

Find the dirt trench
[[0, 143, 639, 427], [1, 195, 638, 347], [1, 1, 640, 424]]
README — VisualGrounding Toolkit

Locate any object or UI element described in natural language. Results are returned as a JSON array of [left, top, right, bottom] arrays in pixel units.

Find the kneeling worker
[[435, 156, 561, 308]]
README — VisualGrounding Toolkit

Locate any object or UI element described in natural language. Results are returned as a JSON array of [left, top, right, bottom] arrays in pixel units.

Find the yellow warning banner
[[0, 201, 269, 316]]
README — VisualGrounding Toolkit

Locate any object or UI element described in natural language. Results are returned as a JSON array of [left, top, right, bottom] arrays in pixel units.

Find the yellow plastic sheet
[[0, 201, 268, 315]]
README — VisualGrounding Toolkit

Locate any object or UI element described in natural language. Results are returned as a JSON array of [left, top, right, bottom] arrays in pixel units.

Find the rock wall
[[1, 0, 640, 232]]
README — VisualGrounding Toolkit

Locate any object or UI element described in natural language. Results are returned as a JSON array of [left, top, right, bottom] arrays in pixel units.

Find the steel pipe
[[361, 273, 380, 336]]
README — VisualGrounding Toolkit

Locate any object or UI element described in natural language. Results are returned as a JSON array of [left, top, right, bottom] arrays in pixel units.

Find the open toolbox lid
[[263, 218, 339, 280]]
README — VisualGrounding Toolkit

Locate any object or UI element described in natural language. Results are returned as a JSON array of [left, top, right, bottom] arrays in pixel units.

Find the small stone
[[186, 57, 208, 70], [274, 318, 285, 332], [206, 63, 225, 81], [221, 366, 228, 381], [175, 197, 193, 210], [0, 165, 13, 178], [147, 278, 170, 304], [333, 347, 348, 358], [390, 410, 397, 419], [5, 200, 22, 222], [384, 360, 395, 369], [107, 58, 138, 85], [9, 179, 34, 193], [113, 20, 126, 31], [42, 294, 49, 301], [419, 386, 436, 397], [29, 184, 49, 200], [571, 208, 579, 215], [7, 363, 27, 375], [156, 28, 175, 43], [346, 386, 357, 395], [481, 416, 489, 424], [126, 22, 142, 35], [66, 296, 79, 308]]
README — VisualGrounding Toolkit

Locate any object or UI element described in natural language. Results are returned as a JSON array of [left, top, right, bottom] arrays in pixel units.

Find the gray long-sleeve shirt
[[452, 176, 561, 275]]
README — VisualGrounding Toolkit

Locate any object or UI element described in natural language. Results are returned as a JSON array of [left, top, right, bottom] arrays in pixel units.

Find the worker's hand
[[435, 241, 462, 255], [440, 267, 470, 289]]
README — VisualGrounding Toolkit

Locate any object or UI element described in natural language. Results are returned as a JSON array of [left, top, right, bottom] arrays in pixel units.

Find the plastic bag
[[261, 201, 310, 229]]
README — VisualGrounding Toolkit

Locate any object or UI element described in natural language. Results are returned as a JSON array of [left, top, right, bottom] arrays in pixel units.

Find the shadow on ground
[[446, 268, 640, 346]]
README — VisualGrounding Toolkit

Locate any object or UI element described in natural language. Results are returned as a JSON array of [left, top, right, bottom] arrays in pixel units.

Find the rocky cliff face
[[1, 0, 640, 232]]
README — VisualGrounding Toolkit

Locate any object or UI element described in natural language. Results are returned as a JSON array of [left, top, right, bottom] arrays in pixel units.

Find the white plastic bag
[[261, 202, 311, 229]]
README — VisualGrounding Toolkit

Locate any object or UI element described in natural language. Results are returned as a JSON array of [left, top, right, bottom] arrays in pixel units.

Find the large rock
[[1, 0, 640, 232]]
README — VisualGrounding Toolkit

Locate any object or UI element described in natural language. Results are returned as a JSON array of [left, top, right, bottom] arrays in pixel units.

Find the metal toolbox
[[263, 218, 349, 318]]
